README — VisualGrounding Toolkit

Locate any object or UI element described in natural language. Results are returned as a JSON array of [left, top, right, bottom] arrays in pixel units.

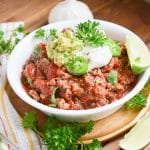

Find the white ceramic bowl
[[7, 19, 150, 122]]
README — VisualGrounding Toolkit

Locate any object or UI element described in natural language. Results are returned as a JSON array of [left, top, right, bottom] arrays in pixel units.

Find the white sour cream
[[76, 46, 112, 70]]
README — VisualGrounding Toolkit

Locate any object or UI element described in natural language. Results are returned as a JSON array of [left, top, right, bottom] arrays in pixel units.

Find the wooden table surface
[[1, 0, 150, 149], [0, 0, 150, 46]]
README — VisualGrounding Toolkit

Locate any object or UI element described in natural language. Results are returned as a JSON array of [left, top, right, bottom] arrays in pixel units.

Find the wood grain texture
[[0, 0, 60, 31], [103, 107, 150, 150], [81, 97, 150, 143], [0, 0, 149, 44]]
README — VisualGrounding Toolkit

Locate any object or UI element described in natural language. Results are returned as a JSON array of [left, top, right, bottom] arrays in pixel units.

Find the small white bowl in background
[[7, 20, 150, 122]]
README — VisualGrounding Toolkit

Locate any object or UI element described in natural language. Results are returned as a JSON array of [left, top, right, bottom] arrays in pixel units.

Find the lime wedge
[[125, 35, 150, 74], [119, 113, 150, 150]]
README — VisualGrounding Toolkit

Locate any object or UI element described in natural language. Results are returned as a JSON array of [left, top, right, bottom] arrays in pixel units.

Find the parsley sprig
[[0, 25, 25, 54], [35, 28, 57, 39], [76, 20, 107, 47], [22, 112, 102, 150], [125, 92, 147, 110], [22, 111, 43, 137]]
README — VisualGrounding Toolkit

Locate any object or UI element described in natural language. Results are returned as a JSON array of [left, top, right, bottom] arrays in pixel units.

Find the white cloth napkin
[[0, 22, 46, 150]]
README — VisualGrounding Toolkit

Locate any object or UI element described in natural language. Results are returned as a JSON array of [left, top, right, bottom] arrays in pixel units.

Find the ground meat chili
[[21, 43, 138, 110]]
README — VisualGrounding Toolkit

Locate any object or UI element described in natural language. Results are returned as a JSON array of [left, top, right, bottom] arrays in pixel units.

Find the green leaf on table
[[16, 25, 24, 32], [44, 118, 96, 150], [0, 25, 25, 54], [22, 111, 37, 131], [125, 92, 147, 110], [44, 116, 63, 132], [22, 112, 102, 150], [0, 30, 4, 38], [81, 139, 102, 150]]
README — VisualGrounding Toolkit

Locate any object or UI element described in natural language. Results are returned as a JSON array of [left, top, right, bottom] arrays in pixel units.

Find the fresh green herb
[[33, 47, 40, 58], [14, 38, 21, 45], [16, 25, 24, 32], [76, 20, 106, 47], [0, 37, 13, 54], [0, 30, 13, 54], [35, 28, 45, 38], [22, 111, 37, 131], [125, 92, 147, 110], [26, 77, 32, 84], [50, 86, 58, 105], [22, 111, 43, 137], [43, 119, 95, 150], [107, 70, 118, 85], [22, 112, 102, 150], [66, 56, 88, 76], [104, 38, 121, 56], [49, 28, 57, 36], [35, 28, 57, 39], [81, 139, 102, 150], [0, 30, 4, 38], [135, 57, 141, 63], [0, 25, 25, 54], [44, 116, 63, 131]]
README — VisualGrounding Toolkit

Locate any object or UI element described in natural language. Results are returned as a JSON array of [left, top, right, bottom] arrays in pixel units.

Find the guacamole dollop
[[46, 29, 83, 66]]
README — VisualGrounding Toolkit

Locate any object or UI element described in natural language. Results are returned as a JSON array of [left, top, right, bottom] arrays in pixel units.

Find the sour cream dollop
[[76, 46, 112, 70]]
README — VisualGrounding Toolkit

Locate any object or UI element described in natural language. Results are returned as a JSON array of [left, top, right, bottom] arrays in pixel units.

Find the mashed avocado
[[46, 29, 83, 66]]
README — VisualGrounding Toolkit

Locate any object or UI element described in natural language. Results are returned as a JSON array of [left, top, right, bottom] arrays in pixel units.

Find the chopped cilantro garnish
[[33, 47, 40, 58], [0, 25, 25, 54], [107, 70, 118, 85], [49, 28, 57, 36], [35, 28, 45, 38], [125, 92, 147, 110], [35, 28, 57, 39]]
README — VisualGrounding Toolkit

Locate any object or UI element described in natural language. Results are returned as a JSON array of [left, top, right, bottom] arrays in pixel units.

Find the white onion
[[48, 0, 93, 23]]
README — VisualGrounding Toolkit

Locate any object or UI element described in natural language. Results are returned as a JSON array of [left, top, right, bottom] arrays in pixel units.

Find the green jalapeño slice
[[66, 56, 88, 76]]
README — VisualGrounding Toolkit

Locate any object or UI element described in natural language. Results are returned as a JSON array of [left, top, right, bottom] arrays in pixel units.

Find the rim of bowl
[[7, 19, 150, 117]]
